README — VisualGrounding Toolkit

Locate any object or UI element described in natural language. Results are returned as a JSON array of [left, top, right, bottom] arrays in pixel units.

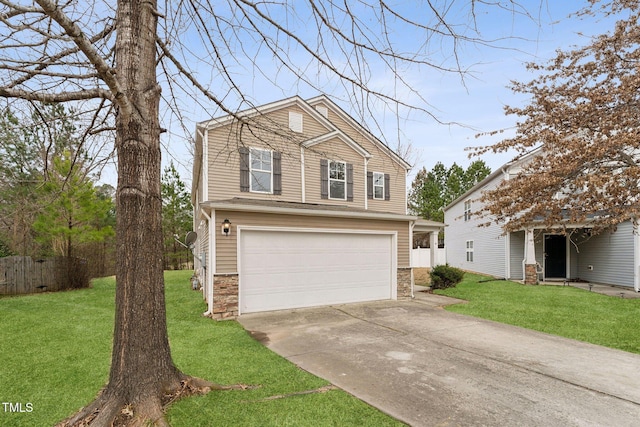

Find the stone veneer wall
[[397, 267, 413, 299], [211, 273, 239, 320], [524, 264, 538, 285]]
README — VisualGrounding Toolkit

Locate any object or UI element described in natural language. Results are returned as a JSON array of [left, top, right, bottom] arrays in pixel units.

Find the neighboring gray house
[[444, 150, 640, 291]]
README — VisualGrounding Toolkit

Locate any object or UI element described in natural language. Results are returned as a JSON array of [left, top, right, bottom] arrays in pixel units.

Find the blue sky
[[131, 1, 623, 189]]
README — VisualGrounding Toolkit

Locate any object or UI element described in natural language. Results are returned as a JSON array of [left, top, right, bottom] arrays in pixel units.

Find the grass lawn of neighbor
[[436, 273, 640, 355]]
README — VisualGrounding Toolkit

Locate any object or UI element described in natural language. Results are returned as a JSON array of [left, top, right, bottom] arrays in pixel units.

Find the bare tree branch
[[0, 87, 113, 102], [31, 0, 129, 116]]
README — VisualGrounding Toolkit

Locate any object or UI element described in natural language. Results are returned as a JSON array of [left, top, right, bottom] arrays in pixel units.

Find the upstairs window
[[466, 240, 474, 262], [250, 148, 272, 193], [373, 172, 385, 200], [239, 147, 282, 194], [321, 159, 353, 201], [464, 200, 472, 221], [329, 161, 346, 200], [367, 172, 390, 200]]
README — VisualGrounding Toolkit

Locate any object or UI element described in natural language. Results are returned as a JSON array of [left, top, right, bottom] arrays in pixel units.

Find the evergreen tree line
[[408, 160, 491, 248], [408, 160, 492, 223], [0, 102, 193, 275]]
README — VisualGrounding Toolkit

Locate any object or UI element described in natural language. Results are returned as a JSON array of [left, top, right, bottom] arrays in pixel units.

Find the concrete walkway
[[238, 293, 640, 426], [564, 281, 640, 298]]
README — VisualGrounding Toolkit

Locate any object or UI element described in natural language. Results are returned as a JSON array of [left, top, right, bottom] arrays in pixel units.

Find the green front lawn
[[436, 273, 640, 354], [0, 271, 403, 427]]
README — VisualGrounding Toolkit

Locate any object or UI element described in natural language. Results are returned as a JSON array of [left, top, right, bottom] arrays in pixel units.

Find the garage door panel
[[240, 229, 394, 313], [242, 287, 390, 313]]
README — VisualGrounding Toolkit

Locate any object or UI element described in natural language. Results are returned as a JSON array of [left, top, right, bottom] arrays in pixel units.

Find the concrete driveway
[[238, 293, 640, 426]]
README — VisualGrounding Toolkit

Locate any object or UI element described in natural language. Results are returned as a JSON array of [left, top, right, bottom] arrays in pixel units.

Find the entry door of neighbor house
[[544, 234, 566, 279]]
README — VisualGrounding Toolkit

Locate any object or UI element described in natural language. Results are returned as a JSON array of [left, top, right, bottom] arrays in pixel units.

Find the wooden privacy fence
[[0, 256, 89, 295]]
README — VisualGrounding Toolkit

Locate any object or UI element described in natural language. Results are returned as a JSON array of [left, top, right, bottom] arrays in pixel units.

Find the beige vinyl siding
[[286, 105, 329, 138], [206, 123, 303, 203], [196, 218, 209, 272], [214, 210, 410, 273], [304, 138, 366, 208], [367, 159, 407, 214], [205, 108, 334, 202], [309, 101, 408, 215], [201, 101, 409, 216]]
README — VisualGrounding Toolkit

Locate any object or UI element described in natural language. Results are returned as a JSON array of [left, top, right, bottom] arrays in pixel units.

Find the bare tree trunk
[[103, 0, 181, 419], [57, 0, 188, 425], [55, 1, 242, 424]]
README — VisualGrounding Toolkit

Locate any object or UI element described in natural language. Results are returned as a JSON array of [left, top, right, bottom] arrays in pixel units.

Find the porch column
[[524, 228, 538, 285], [429, 231, 439, 268]]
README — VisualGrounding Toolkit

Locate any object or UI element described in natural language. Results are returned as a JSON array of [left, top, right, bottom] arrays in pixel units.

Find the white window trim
[[328, 160, 347, 200], [249, 148, 273, 194], [373, 171, 385, 200], [466, 240, 474, 262], [464, 200, 472, 222]]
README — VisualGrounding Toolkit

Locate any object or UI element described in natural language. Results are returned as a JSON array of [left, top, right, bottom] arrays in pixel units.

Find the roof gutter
[[201, 200, 418, 222]]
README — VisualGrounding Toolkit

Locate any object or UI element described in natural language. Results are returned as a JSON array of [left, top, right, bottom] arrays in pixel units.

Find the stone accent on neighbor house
[[212, 273, 239, 320], [397, 267, 412, 299], [524, 264, 538, 285]]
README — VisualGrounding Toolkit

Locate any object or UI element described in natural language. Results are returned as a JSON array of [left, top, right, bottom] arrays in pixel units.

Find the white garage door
[[239, 229, 394, 313]]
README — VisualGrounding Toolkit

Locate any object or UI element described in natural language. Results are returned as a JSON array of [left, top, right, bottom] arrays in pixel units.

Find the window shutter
[[320, 159, 328, 199], [273, 151, 282, 195], [239, 147, 249, 192], [384, 173, 390, 200], [367, 172, 373, 200], [346, 163, 354, 202]]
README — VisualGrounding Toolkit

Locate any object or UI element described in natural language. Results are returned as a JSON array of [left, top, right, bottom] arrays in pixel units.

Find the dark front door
[[544, 234, 566, 278]]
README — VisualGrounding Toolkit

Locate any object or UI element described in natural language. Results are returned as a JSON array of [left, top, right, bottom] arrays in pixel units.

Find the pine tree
[[161, 162, 193, 270]]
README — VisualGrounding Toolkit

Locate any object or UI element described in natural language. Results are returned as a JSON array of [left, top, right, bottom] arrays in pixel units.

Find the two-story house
[[192, 95, 441, 319], [444, 148, 640, 291]]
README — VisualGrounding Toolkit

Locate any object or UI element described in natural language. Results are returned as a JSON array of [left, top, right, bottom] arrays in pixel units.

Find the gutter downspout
[[410, 220, 415, 299], [300, 146, 306, 203], [364, 158, 369, 210], [202, 209, 214, 316]]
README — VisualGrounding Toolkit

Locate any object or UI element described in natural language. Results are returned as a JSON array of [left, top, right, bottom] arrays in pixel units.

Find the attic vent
[[315, 106, 328, 118], [289, 112, 303, 133]]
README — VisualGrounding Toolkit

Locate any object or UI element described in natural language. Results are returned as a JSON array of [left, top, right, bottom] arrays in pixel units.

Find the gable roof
[[197, 95, 333, 131], [443, 147, 543, 212], [192, 95, 413, 202], [306, 95, 412, 170], [302, 130, 371, 158]]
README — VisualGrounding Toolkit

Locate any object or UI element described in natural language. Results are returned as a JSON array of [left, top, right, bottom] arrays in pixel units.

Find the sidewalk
[[563, 281, 640, 298]]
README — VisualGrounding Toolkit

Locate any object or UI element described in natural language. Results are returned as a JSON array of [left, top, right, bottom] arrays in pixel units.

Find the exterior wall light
[[221, 218, 231, 236]]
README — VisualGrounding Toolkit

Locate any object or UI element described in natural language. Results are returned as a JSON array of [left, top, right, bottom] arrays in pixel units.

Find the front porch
[[510, 222, 640, 291]]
